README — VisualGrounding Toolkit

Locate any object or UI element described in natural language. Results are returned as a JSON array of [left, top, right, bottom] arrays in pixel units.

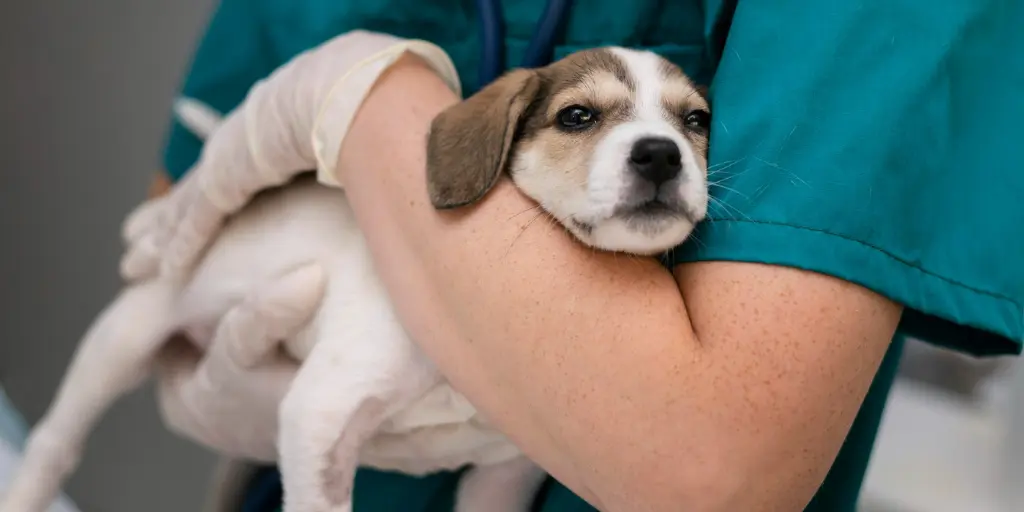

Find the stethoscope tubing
[[475, 0, 575, 87]]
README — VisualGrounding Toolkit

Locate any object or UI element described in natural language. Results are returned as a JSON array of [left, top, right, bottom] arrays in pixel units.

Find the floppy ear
[[426, 69, 541, 209]]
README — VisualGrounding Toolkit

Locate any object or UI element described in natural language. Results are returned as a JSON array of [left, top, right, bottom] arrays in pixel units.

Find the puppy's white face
[[426, 47, 709, 256], [509, 48, 709, 255]]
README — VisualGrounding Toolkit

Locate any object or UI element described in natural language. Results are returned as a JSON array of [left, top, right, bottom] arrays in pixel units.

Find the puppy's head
[[427, 47, 709, 255]]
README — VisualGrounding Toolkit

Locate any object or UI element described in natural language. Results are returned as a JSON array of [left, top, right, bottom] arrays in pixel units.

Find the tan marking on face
[[426, 46, 710, 254], [658, 61, 711, 167], [511, 49, 640, 200], [545, 70, 632, 120]]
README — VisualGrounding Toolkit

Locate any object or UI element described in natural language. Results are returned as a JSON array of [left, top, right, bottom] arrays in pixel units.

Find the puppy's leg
[[158, 262, 327, 463], [277, 286, 439, 512], [195, 264, 326, 512], [455, 457, 548, 512], [1, 281, 176, 512]]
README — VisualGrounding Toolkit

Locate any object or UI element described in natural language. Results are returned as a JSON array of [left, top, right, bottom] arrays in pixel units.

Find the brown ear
[[426, 69, 541, 209]]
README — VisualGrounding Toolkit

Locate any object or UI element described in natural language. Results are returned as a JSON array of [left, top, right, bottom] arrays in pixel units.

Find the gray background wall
[[0, 1, 218, 510]]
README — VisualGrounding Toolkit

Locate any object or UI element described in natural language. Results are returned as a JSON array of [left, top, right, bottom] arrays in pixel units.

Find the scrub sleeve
[[667, 2, 1024, 508], [161, 0, 1024, 511], [163, 0, 278, 182]]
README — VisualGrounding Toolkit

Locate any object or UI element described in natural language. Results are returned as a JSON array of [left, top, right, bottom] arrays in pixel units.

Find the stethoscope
[[475, 0, 576, 87]]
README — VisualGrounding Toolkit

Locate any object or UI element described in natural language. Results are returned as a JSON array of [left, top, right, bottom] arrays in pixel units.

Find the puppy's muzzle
[[629, 137, 682, 187]]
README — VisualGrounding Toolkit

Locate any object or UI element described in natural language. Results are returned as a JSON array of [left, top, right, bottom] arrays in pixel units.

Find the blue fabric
[[240, 467, 283, 512], [668, 0, 1024, 358], [0, 387, 28, 450]]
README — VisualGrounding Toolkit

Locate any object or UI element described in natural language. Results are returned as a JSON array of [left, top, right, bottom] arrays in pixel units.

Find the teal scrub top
[[162, 1, 1024, 510]]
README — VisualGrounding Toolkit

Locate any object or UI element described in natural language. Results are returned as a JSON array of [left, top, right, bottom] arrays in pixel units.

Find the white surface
[[0, 388, 28, 450], [1, 420, 81, 512], [862, 374, 1020, 512]]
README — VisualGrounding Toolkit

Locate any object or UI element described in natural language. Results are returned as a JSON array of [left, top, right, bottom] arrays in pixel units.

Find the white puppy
[[1, 47, 710, 512]]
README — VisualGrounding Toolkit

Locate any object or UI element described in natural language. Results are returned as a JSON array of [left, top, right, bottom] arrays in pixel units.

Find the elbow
[[593, 452, 817, 512], [627, 470, 749, 512], [671, 470, 763, 512]]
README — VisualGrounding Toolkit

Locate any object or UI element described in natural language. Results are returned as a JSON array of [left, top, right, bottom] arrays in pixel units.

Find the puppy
[[0, 47, 710, 512]]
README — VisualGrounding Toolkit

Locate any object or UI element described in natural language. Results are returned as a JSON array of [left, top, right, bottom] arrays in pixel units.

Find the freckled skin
[[338, 53, 903, 511]]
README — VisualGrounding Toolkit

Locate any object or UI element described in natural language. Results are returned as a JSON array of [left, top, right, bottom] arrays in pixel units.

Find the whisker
[[688, 232, 707, 251], [708, 182, 749, 200], [707, 159, 747, 177], [707, 158, 745, 171], [507, 204, 543, 221], [503, 211, 547, 258], [754, 157, 810, 188], [776, 126, 798, 154], [709, 196, 752, 221], [708, 164, 752, 181]]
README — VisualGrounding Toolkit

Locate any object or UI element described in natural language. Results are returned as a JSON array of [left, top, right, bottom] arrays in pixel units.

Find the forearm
[[338, 57, 899, 511], [338, 58, 682, 506]]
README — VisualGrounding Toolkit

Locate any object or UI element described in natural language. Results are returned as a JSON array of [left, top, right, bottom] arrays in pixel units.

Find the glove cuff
[[311, 40, 462, 188]]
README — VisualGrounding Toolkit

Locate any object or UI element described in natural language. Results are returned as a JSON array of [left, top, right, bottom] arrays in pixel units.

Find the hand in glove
[[120, 30, 461, 281], [154, 263, 325, 462]]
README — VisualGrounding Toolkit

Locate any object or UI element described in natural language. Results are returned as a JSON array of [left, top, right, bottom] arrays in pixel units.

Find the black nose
[[629, 137, 682, 186]]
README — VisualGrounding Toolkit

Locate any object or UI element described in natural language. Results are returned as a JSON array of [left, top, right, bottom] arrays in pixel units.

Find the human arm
[[332, 0, 1024, 504], [332, 57, 902, 511], [121, 30, 461, 280], [145, 169, 302, 461], [134, 0, 1022, 507], [153, 262, 325, 462], [137, 32, 899, 512]]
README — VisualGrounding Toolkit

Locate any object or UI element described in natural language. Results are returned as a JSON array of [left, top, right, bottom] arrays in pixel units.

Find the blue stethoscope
[[476, 0, 576, 87]]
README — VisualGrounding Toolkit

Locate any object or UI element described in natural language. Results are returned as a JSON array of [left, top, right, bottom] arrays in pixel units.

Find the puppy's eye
[[557, 105, 598, 130], [683, 109, 711, 131]]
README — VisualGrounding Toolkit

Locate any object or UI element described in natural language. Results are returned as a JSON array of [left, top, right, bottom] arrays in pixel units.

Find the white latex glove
[[154, 260, 513, 471], [154, 263, 326, 462], [121, 30, 461, 281]]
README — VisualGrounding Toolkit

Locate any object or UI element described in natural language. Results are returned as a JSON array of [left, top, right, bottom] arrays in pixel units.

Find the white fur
[[0, 179, 544, 512], [611, 48, 708, 221], [2, 47, 710, 512], [512, 48, 708, 256], [2, 96, 542, 511]]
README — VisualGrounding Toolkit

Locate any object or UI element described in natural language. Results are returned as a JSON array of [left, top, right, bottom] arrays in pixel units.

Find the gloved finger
[[153, 331, 286, 462], [121, 174, 200, 280], [121, 194, 170, 244], [159, 194, 225, 278], [193, 264, 325, 406], [210, 262, 327, 370], [154, 338, 255, 453], [119, 232, 161, 282]]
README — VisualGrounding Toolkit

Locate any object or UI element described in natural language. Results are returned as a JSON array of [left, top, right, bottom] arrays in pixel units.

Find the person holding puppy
[[139, 0, 1024, 510]]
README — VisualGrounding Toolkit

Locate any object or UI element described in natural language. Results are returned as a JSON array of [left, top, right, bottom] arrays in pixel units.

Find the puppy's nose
[[630, 137, 682, 186]]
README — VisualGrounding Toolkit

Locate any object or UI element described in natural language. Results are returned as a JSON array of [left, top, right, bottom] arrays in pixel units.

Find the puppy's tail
[[0, 280, 178, 512]]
